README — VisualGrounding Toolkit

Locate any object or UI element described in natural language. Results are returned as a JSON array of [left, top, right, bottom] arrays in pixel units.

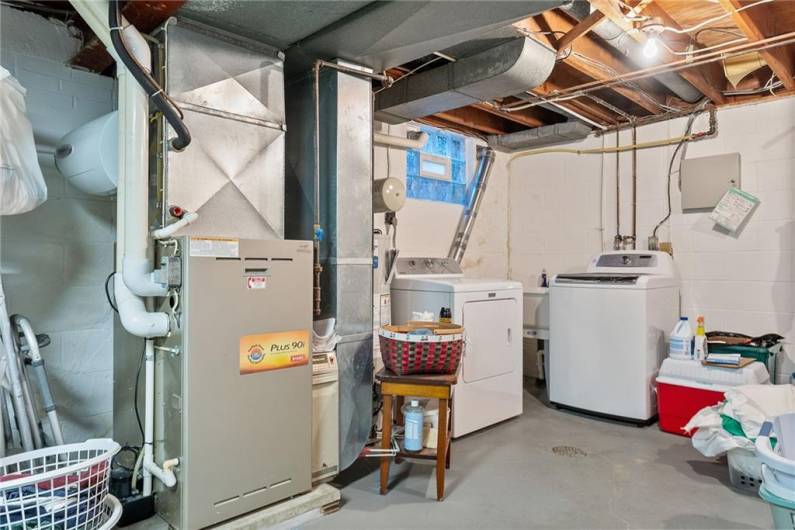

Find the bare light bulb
[[643, 37, 659, 59]]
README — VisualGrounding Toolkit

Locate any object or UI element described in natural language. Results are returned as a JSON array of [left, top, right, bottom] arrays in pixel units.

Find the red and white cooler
[[655, 358, 770, 437]]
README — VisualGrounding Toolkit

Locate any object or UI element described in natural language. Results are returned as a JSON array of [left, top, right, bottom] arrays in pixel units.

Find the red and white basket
[[0, 438, 121, 530], [379, 321, 465, 376]]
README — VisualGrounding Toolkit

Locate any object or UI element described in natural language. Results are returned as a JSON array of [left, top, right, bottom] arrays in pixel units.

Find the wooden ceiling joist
[[71, 0, 186, 73], [717, 0, 795, 91], [556, 10, 605, 52], [517, 10, 666, 115], [417, 116, 488, 139], [433, 107, 524, 136], [472, 102, 566, 130]]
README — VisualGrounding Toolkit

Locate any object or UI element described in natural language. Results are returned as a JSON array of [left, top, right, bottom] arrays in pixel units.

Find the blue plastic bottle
[[402, 400, 424, 452]]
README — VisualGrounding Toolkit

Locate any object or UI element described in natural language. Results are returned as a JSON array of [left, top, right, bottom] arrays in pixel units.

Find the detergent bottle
[[402, 400, 424, 451], [669, 317, 693, 360]]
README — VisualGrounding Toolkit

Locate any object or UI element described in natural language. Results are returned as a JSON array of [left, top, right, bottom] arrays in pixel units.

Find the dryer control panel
[[395, 257, 462, 276]]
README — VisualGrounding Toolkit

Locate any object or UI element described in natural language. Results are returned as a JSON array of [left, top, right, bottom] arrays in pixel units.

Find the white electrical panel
[[681, 153, 741, 210]]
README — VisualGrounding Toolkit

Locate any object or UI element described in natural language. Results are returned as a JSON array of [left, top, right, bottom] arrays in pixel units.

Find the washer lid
[[392, 276, 522, 293], [555, 273, 640, 285]]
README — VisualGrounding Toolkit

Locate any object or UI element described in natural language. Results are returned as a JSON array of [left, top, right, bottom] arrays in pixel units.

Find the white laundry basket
[[0, 438, 121, 529]]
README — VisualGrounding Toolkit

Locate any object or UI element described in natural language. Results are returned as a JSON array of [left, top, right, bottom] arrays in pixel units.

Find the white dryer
[[390, 257, 523, 438], [549, 251, 679, 423]]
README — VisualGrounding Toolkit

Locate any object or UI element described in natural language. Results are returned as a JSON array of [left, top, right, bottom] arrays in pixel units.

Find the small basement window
[[406, 126, 467, 204]]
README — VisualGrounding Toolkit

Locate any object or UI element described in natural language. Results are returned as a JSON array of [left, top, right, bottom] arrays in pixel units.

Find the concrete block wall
[[508, 97, 795, 382], [373, 122, 510, 279], [1, 6, 116, 441]]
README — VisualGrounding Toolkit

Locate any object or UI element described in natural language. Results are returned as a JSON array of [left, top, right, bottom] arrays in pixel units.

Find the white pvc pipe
[[114, 280, 169, 338], [142, 340, 177, 495], [152, 211, 198, 240], [142, 339, 154, 495], [374, 130, 429, 150], [70, 0, 170, 333]]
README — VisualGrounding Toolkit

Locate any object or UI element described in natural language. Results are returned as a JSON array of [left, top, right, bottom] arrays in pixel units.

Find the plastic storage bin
[[656, 358, 770, 436], [727, 448, 763, 492]]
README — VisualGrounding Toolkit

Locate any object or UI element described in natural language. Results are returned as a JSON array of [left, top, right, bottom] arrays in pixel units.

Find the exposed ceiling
[[11, 0, 795, 140], [393, 0, 795, 138]]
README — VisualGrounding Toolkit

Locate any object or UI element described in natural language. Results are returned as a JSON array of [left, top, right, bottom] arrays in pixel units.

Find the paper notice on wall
[[709, 187, 759, 233], [373, 294, 391, 360], [189, 237, 239, 258]]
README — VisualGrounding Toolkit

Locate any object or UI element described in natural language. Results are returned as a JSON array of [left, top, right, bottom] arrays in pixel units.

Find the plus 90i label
[[239, 330, 310, 375]]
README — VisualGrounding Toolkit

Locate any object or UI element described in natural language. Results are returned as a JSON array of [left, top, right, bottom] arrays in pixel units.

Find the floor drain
[[552, 445, 587, 457]]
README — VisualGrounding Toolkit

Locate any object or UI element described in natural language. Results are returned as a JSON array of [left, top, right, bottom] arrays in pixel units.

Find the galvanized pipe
[[448, 146, 496, 263]]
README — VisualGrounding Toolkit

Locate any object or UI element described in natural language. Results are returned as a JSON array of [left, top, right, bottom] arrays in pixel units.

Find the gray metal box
[[681, 153, 741, 210], [155, 237, 313, 529]]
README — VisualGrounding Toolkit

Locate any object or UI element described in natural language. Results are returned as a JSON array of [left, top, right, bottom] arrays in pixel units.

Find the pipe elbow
[[145, 461, 177, 488], [123, 255, 168, 297], [114, 280, 169, 338], [152, 211, 198, 240]]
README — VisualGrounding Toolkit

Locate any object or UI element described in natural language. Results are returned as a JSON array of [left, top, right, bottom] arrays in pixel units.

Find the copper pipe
[[631, 123, 637, 239]]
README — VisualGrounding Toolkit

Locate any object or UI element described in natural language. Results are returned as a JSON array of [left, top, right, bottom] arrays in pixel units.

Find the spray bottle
[[694, 315, 708, 360]]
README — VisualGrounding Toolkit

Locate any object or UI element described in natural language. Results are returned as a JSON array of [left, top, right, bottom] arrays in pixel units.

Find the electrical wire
[[694, 27, 745, 44], [104, 272, 118, 313], [652, 100, 709, 238], [657, 36, 748, 57], [373, 55, 446, 95], [133, 341, 145, 445], [634, 0, 773, 35]]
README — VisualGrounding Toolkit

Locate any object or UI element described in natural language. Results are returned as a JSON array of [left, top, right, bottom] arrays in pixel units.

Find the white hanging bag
[[0, 66, 47, 215]]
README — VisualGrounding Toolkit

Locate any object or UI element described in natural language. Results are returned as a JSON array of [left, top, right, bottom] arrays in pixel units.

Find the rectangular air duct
[[375, 37, 555, 124], [285, 61, 374, 471]]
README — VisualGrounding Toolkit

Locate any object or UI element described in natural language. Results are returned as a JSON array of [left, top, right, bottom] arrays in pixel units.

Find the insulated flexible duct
[[108, 0, 191, 151]]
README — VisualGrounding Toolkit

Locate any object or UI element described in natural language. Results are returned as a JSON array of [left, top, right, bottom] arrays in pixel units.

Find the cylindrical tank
[[54, 111, 117, 196], [373, 177, 406, 213]]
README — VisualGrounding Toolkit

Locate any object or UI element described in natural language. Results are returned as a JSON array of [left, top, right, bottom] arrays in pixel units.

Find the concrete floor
[[309, 380, 773, 530]]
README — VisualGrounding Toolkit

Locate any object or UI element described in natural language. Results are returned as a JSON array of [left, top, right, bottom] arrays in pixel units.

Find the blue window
[[406, 126, 467, 204]]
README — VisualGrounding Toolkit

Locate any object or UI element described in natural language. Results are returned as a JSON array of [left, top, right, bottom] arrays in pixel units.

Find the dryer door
[[462, 298, 517, 383]]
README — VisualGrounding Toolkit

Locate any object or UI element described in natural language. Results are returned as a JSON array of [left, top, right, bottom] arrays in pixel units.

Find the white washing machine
[[390, 257, 523, 438], [549, 251, 679, 423]]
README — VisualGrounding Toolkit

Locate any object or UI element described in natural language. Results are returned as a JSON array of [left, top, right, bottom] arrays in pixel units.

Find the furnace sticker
[[239, 329, 310, 375]]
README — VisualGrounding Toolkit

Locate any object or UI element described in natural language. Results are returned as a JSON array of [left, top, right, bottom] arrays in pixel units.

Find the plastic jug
[[402, 400, 424, 451], [669, 317, 693, 360]]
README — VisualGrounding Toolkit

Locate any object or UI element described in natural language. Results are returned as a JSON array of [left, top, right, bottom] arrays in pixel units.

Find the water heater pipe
[[69, 0, 169, 337], [448, 146, 496, 263]]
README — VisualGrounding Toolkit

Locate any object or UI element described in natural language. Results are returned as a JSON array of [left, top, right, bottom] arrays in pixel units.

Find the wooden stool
[[376, 368, 458, 501]]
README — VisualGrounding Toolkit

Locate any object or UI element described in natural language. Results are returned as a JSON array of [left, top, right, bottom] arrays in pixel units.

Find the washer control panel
[[395, 257, 462, 276]]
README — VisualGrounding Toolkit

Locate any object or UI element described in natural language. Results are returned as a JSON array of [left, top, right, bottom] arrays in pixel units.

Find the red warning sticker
[[247, 276, 268, 290]]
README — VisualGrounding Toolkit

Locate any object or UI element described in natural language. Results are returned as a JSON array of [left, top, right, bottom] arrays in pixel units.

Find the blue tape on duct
[[406, 126, 467, 204]]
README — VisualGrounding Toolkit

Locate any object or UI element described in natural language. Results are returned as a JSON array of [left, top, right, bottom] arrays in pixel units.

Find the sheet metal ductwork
[[285, 62, 374, 472], [487, 121, 593, 152], [375, 37, 556, 124], [286, 1, 567, 76]]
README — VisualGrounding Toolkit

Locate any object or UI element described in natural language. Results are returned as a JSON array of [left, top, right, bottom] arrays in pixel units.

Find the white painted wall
[[373, 122, 510, 279], [508, 97, 795, 382], [0, 6, 116, 441]]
